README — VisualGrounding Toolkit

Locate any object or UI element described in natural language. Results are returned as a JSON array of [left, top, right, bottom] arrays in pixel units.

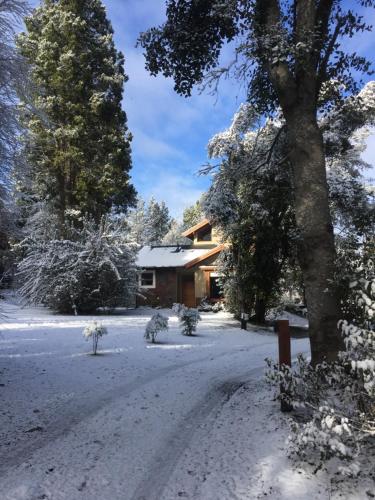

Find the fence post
[[276, 319, 293, 412]]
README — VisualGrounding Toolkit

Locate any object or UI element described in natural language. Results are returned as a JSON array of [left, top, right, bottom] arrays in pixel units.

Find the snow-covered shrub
[[173, 303, 201, 336], [144, 312, 169, 343], [83, 321, 108, 355], [16, 216, 138, 313], [266, 259, 375, 475], [198, 297, 225, 313]]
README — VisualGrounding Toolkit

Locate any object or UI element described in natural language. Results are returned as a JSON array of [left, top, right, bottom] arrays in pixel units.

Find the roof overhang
[[181, 219, 211, 239], [184, 243, 225, 269]]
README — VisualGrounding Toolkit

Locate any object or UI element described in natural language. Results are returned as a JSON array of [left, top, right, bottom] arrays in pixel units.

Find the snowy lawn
[[0, 296, 371, 499]]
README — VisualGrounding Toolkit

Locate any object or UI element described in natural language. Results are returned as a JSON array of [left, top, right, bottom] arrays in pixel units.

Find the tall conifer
[[17, 0, 135, 228]]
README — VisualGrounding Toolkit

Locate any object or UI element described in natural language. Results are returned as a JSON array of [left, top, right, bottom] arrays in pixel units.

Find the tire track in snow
[[130, 366, 264, 500], [0, 343, 272, 474]]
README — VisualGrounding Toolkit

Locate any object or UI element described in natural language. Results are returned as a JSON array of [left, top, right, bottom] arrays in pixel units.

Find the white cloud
[[139, 169, 207, 218]]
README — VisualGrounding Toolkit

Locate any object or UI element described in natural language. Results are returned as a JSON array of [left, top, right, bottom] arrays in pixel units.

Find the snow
[[0, 294, 370, 499], [136, 245, 211, 267]]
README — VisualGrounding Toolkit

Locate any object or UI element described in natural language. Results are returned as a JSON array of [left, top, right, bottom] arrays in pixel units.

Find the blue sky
[[105, 0, 249, 217], [28, 0, 375, 218]]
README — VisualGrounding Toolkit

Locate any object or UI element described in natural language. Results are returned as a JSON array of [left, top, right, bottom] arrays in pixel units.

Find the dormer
[[181, 219, 220, 248]]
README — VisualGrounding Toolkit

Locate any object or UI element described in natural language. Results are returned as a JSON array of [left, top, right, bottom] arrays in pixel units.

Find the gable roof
[[136, 246, 210, 268], [136, 244, 224, 269], [181, 219, 211, 239]]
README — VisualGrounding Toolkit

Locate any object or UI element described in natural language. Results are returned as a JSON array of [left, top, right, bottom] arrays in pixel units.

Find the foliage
[[161, 198, 205, 245], [139, 0, 375, 363], [17, 215, 137, 314], [0, 1, 30, 278], [173, 303, 201, 336], [182, 199, 205, 229], [128, 198, 147, 245], [0, 0, 29, 182], [129, 197, 172, 245], [16, 0, 135, 228], [144, 197, 171, 245], [144, 312, 169, 343], [203, 106, 296, 321], [203, 86, 375, 322], [266, 259, 375, 475], [162, 219, 191, 245], [138, 1, 373, 112], [83, 321, 108, 355]]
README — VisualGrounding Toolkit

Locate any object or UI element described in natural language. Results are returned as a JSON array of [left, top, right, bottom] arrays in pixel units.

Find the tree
[[162, 218, 191, 245], [139, 0, 374, 363], [204, 85, 375, 324], [144, 312, 169, 343], [0, 1, 30, 275], [144, 197, 171, 245], [182, 199, 204, 229], [128, 197, 147, 245], [17, 0, 135, 231], [204, 105, 298, 322], [0, 0, 29, 181], [83, 321, 108, 355], [17, 215, 138, 313]]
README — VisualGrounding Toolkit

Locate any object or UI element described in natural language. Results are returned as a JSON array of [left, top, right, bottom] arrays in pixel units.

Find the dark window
[[197, 227, 212, 242], [210, 276, 222, 299], [140, 271, 155, 288]]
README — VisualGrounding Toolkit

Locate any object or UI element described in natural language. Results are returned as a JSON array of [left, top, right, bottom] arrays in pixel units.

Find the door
[[181, 274, 195, 307]]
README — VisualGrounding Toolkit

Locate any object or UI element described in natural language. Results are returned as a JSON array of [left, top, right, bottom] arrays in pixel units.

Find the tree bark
[[286, 110, 343, 364], [254, 295, 266, 324]]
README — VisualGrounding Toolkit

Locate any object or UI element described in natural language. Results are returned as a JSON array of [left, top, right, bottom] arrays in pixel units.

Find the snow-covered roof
[[136, 246, 211, 268]]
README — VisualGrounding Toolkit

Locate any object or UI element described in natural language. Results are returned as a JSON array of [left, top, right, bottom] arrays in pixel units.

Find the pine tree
[[182, 199, 204, 229], [144, 197, 171, 245], [17, 0, 135, 230], [162, 219, 191, 245], [128, 197, 147, 245]]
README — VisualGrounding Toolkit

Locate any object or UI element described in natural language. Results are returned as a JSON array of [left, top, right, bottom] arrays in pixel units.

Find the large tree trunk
[[254, 294, 266, 324], [286, 111, 343, 364]]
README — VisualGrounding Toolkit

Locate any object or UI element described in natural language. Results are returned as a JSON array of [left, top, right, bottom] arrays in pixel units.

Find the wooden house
[[136, 219, 224, 308]]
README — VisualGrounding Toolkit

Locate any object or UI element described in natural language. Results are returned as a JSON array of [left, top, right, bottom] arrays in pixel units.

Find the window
[[139, 270, 156, 288], [197, 227, 212, 242]]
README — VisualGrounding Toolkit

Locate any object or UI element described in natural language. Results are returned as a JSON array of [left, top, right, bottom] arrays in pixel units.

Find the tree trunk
[[286, 111, 343, 364], [254, 295, 266, 324]]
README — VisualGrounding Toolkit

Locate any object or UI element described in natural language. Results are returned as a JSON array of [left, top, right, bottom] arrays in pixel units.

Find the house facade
[[136, 220, 224, 308]]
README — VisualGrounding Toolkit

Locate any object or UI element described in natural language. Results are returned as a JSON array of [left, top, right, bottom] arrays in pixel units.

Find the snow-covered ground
[[0, 295, 371, 499]]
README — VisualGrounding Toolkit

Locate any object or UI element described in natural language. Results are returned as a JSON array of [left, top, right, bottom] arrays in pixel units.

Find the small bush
[[83, 321, 108, 355], [173, 303, 201, 336], [144, 312, 169, 343]]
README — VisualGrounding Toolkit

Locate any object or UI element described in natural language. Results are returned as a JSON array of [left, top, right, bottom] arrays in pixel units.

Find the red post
[[276, 320, 292, 412]]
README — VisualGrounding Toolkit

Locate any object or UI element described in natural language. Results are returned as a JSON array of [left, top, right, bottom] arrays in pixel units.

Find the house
[[136, 219, 225, 308]]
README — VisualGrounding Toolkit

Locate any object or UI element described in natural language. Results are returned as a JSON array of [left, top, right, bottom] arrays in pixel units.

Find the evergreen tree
[[204, 84, 375, 323], [128, 197, 147, 245], [182, 199, 204, 229], [162, 218, 191, 245], [17, 0, 135, 230], [144, 197, 171, 245]]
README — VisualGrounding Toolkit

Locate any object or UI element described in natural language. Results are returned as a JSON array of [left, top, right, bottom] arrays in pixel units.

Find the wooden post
[[276, 320, 293, 412]]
